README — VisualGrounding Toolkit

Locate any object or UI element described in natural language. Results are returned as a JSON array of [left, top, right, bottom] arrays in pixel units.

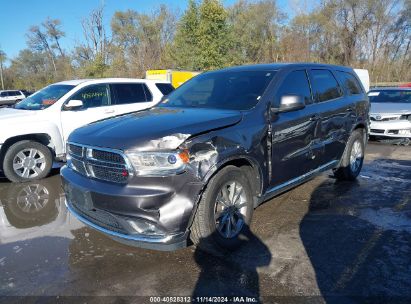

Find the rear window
[[112, 83, 152, 105], [336, 71, 362, 95], [155, 83, 175, 96], [368, 90, 411, 103], [310, 69, 342, 102]]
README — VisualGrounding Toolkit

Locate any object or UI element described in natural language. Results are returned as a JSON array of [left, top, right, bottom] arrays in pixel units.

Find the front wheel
[[2, 140, 53, 183], [334, 129, 365, 181], [190, 166, 255, 252]]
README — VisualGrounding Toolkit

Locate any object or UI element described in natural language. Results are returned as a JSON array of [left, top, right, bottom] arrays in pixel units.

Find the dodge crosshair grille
[[68, 143, 131, 183]]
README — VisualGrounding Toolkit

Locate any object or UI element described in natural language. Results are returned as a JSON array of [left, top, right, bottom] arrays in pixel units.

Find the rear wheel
[[2, 140, 53, 183], [334, 129, 364, 181], [190, 166, 254, 252]]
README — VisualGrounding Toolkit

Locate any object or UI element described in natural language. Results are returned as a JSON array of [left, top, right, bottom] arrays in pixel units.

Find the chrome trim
[[264, 160, 338, 200], [65, 198, 183, 244]]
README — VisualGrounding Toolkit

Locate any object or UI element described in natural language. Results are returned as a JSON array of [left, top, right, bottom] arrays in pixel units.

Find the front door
[[270, 70, 322, 186], [60, 84, 116, 142]]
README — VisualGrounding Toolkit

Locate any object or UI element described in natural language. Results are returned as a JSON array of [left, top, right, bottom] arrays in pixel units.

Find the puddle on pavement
[[0, 174, 83, 244]]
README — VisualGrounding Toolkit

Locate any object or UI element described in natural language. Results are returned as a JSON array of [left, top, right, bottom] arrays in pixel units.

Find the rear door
[[60, 84, 115, 141], [271, 69, 322, 186], [110, 83, 157, 115], [308, 69, 351, 165]]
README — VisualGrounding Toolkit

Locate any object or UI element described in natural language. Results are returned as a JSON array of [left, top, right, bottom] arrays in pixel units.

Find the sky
[[0, 0, 295, 63]]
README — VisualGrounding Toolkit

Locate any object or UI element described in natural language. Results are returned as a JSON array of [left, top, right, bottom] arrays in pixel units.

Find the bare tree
[[43, 18, 65, 57], [81, 6, 109, 63], [26, 25, 57, 72]]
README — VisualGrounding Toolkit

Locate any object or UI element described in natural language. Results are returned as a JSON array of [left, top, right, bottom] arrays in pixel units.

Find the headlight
[[126, 150, 190, 176]]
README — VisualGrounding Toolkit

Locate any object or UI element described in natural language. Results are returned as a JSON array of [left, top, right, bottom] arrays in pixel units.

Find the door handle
[[104, 109, 115, 114]]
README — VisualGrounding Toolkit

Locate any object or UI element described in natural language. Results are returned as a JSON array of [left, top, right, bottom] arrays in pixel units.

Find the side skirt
[[259, 160, 339, 205]]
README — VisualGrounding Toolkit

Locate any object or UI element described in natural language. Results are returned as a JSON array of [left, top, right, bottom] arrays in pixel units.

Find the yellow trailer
[[146, 70, 201, 88]]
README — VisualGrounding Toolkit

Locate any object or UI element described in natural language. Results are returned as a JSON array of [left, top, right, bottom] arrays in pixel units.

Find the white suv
[[0, 90, 27, 106], [0, 78, 174, 182]]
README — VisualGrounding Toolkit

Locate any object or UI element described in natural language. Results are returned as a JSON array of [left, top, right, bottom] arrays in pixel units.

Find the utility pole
[[0, 49, 5, 90]]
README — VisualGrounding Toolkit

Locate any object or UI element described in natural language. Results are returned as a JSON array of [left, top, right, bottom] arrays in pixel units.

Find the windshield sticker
[[368, 92, 380, 96], [42, 99, 57, 105]]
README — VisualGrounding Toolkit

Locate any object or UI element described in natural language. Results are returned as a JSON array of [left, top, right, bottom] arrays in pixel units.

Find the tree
[[27, 25, 57, 72], [228, 0, 284, 64], [111, 5, 177, 76], [172, 0, 200, 69], [197, 0, 233, 70], [43, 18, 65, 57], [74, 6, 110, 77], [8, 49, 52, 90]]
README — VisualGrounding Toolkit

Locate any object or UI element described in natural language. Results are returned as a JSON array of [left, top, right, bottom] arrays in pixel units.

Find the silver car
[[369, 87, 411, 138]]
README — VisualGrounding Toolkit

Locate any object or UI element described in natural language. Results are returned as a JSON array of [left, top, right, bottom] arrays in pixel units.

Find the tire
[[334, 129, 365, 181], [190, 165, 255, 252], [2, 140, 53, 183]]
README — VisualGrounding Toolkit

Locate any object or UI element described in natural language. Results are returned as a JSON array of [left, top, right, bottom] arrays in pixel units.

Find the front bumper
[[370, 120, 411, 138], [61, 165, 204, 251], [65, 199, 188, 250]]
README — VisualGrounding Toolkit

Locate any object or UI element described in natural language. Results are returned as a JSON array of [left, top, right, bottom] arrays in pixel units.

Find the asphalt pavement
[[0, 142, 410, 303]]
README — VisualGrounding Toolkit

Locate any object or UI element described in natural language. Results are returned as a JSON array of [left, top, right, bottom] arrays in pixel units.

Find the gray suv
[[61, 63, 369, 251]]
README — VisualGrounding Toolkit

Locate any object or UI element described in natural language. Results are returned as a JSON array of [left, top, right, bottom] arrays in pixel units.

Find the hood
[[0, 108, 38, 122], [370, 103, 411, 115], [69, 107, 243, 151]]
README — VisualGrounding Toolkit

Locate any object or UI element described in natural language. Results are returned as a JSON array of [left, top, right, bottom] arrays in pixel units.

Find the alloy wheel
[[12, 148, 47, 179], [350, 139, 363, 173], [214, 181, 248, 239]]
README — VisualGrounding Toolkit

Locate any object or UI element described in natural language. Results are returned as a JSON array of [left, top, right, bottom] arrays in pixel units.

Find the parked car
[[368, 87, 411, 138], [0, 78, 173, 182], [20, 90, 34, 97], [0, 90, 26, 106], [61, 63, 369, 252]]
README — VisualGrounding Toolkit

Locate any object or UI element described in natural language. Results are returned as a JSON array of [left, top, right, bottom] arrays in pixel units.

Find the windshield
[[159, 70, 276, 110], [368, 90, 411, 104], [15, 84, 75, 110]]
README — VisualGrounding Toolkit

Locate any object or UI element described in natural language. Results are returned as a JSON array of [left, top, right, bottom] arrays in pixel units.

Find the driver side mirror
[[65, 99, 83, 110], [276, 95, 305, 113]]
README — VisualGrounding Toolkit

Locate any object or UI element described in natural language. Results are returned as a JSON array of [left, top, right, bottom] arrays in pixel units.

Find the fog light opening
[[127, 219, 164, 236]]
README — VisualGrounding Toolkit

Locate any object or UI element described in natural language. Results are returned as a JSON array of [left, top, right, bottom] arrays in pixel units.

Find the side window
[[112, 83, 149, 105], [310, 69, 342, 102], [156, 83, 175, 96], [70, 84, 110, 109], [336, 71, 362, 95], [276, 70, 312, 105], [0, 92, 6, 97]]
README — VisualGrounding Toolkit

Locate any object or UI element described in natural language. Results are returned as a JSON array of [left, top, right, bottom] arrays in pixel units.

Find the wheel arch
[[202, 156, 264, 204], [0, 134, 54, 171]]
